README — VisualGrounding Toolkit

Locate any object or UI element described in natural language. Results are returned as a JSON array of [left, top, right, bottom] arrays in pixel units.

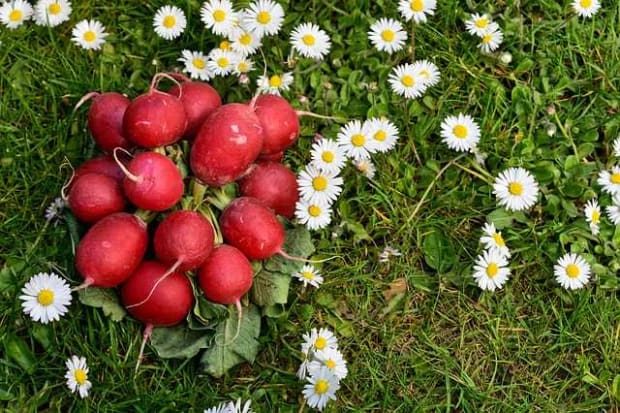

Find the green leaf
[[192, 293, 228, 328], [150, 325, 211, 359], [263, 227, 315, 274], [487, 208, 515, 230], [200, 305, 261, 378], [3, 335, 36, 375], [78, 288, 126, 322], [251, 270, 291, 307], [31, 324, 53, 350], [422, 230, 456, 273]]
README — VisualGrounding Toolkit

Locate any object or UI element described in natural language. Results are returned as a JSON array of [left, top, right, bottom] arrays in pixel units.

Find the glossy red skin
[[190, 103, 264, 186], [254, 95, 299, 156], [168, 82, 222, 139], [123, 91, 187, 148], [197, 245, 253, 305], [75, 155, 126, 185], [121, 261, 194, 326], [257, 151, 284, 163], [88, 92, 133, 152], [123, 152, 184, 211], [238, 162, 299, 219], [154, 210, 215, 271], [219, 197, 285, 260], [75, 213, 148, 287], [68, 172, 126, 223]]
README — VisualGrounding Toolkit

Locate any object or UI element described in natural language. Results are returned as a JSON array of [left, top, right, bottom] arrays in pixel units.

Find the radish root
[[59, 158, 75, 201], [215, 300, 244, 347], [73, 91, 100, 112], [295, 110, 347, 122], [112, 147, 141, 183], [71, 278, 94, 292], [135, 323, 154, 374], [149, 72, 183, 98]]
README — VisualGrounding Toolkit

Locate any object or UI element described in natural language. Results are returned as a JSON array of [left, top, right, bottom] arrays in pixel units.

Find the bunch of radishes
[[67, 72, 312, 366]]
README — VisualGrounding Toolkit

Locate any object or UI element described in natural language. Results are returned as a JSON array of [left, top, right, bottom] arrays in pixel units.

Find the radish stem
[[73, 91, 100, 112], [135, 323, 153, 374], [113, 147, 141, 183]]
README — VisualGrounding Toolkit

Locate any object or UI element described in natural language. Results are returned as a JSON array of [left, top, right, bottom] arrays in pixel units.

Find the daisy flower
[[33, 0, 71, 27], [293, 264, 324, 288], [336, 120, 377, 161], [153, 5, 186, 40], [572, 0, 601, 18], [379, 246, 402, 263], [353, 157, 376, 179], [71, 20, 108, 51], [388, 63, 426, 99], [472, 249, 510, 291], [612, 136, 620, 158], [44, 196, 66, 225], [368, 18, 407, 54], [606, 195, 620, 225], [256, 72, 293, 95], [229, 399, 253, 413], [398, 0, 436, 24], [478, 25, 503, 53], [303, 367, 340, 412], [302, 327, 339, 352], [310, 139, 347, 173], [204, 402, 231, 413], [0, 0, 33, 29], [308, 348, 348, 380], [207, 48, 238, 76], [584, 199, 601, 235], [19, 272, 72, 324], [465, 13, 492, 37], [493, 167, 539, 211], [480, 222, 511, 258], [201, 0, 238, 37], [597, 165, 620, 195], [179, 50, 213, 81], [364, 117, 399, 152], [242, 0, 284, 37], [230, 29, 262, 57], [554, 253, 591, 290], [297, 165, 343, 205], [295, 198, 332, 230], [412, 59, 440, 88], [440, 113, 481, 153], [233, 57, 254, 75], [290, 22, 331, 60], [65, 356, 91, 398]]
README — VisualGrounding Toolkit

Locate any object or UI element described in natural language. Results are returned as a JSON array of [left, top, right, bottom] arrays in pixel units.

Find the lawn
[[1, 0, 619, 411]]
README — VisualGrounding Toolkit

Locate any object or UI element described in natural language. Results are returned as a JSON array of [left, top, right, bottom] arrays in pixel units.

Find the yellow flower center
[[566, 264, 580, 278], [321, 151, 335, 163], [374, 130, 387, 142], [213, 9, 226, 22], [219, 40, 231, 51], [410, 0, 424, 12], [419, 69, 430, 79], [83, 31, 96, 43], [239, 33, 252, 46], [192, 58, 206, 69], [302, 34, 315, 46], [315, 337, 327, 350], [301, 271, 315, 280], [238, 62, 249, 72], [74, 369, 88, 385], [486, 263, 499, 278], [325, 359, 336, 369], [611, 173, 620, 184], [492, 233, 505, 247], [162, 15, 176, 29], [312, 176, 328, 191], [314, 379, 329, 395], [381, 30, 395, 42], [217, 57, 229, 68], [508, 182, 523, 196], [401, 74, 415, 87], [257, 11, 271, 24], [453, 125, 468, 139], [351, 133, 366, 147], [9, 9, 22, 22], [37, 289, 55, 306], [308, 205, 322, 217], [591, 210, 600, 224], [48, 3, 61, 15], [269, 75, 282, 88], [580, 0, 592, 7], [475, 17, 488, 29], [482, 34, 493, 44]]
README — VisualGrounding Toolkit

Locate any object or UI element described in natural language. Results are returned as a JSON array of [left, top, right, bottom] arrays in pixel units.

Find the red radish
[[77, 92, 133, 152], [75, 154, 127, 185], [238, 162, 299, 219], [68, 172, 126, 223], [190, 103, 264, 186], [253, 94, 299, 156], [197, 244, 253, 306], [75, 212, 148, 288], [168, 81, 222, 139], [153, 210, 215, 272], [257, 151, 284, 163], [119, 151, 184, 212]]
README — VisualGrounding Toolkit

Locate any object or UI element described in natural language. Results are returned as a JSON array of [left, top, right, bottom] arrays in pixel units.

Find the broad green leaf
[[31, 324, 53, 350], [422, 230, 456, 273], [0, 260, 24, 292], [263, 227, 315, 274], [487, 208, 515, 230], [150, 325, 211, 359], [251, 270, 291, 307], [78, 288, 126, 322], [192, 293, 228, 327], [263, 304, 286, 318], [4, 335, 36, 375]]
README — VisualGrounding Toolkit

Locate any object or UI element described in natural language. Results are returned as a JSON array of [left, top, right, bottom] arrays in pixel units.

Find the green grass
[[1, 0, 619, 411]]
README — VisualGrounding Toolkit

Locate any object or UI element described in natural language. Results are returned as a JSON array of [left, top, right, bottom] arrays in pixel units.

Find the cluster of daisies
[[464, 13, 503, 53], [204, 398, 252, 413], [297, 328, 347, 412]]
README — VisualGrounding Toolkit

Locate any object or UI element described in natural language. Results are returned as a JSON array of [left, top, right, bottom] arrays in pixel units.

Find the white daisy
[[368, 17, 407, 54], [153, 5, 186, 40], [179, 50, 213, 81], [493, 167, 539, 211], [302, 327, 338, 352], [364, 117, 399, 152], [229, 399, 253, 413], [353, 157, 376, 179], [572, 0, 601, 18], [207, 48, 238, 76], [293, 264, 324, 288], [480, 222, 511, 258], [554, 253, 591, 290], [584, 199, 601, 235], [201, 0, 238, 37], [19, 272, 72, 324], [398, 0, 436, 24], [336, 120, 377, 161], [606, 204, 620, 225], [378, 246, 402, 263], [412, 59, 441, 88], [465, 13, 492, 37], [242, 0, 284, 37], [303, 367, 340, 412], [440, 113, 481, 152], [233, 57, 254, 75], [478, 25, 503, 53], [295, 198, 332, 230], [230, 29, 262, 57], [308, 348, 348, 380], [472, 249, 510, 291], [297, 165, 343, 206], [204, 401, 231, 413], [0, 0, 33, 29], [290, 22, 331, 60], [297, 348, 311, 380], [33, 0, 71, 27], [388, 63, 426, 99], [597, 166, 620, 195], [44, 196, 66, 225], [71, 20, 108, 51], [310, 139, 347, 173], [256, 72, 293, 95], [65, 356, 92, 398]]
